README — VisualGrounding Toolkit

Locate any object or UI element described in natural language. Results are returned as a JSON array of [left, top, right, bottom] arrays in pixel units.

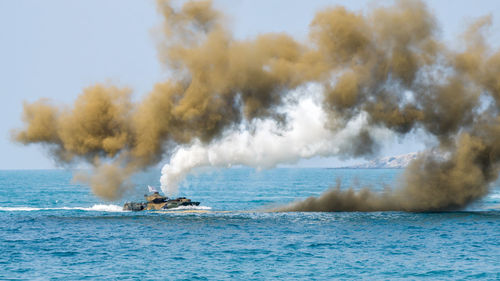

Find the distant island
[[339, 152, 419, 169]]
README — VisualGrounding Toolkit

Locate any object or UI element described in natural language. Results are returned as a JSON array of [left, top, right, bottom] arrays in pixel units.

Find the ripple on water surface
[[0, 169, 499, 280]]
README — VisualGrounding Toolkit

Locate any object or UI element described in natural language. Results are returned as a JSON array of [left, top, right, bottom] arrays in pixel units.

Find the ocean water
[[0, 168, 499, 280]]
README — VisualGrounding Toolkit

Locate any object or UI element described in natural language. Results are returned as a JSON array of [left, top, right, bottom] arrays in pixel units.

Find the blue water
[[0, 168, 499, 280]]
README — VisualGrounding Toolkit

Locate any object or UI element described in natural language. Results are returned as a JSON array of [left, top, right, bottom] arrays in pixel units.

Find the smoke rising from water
[[13, 0, 500, 211], [160, 85, 393, 195]]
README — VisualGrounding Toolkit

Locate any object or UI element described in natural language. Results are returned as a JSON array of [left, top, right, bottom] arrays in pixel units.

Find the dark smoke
[[13, 0, 500, 211]]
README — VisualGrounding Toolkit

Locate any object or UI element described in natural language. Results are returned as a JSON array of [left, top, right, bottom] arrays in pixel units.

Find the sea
[[0, 168, 499, 280]]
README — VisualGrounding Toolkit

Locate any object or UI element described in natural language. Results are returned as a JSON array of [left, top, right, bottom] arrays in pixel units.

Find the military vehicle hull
[[123, 192, 200, 211], [123, 202, 147, 211], [146, 200, 200, 210]]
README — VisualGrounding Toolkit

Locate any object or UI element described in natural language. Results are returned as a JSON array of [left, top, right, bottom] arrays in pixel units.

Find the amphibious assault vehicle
[[123, 191, 200, 211]]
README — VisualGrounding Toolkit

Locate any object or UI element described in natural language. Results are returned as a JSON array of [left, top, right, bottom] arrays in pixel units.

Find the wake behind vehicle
[[123, 186, 200, 211]]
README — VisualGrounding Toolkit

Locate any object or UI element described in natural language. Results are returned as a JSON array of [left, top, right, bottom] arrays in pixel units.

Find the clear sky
[[1, 0, 499, 169]]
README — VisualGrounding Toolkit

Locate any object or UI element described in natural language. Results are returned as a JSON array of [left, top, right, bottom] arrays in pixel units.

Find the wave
[[0, 204, 124, 212], [167, 205, 212, 211], [77, 204, 124, 212], [0, 207, 41, 211], [0, 204, 212, 212], [489, 193, 500, 200]]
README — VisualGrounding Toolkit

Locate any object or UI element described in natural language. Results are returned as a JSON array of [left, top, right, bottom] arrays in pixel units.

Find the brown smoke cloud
[[13, 0, 500, 210], [278, 131, 500, 212]]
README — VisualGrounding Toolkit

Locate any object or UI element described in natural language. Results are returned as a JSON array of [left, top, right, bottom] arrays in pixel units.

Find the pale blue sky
[[1, 0, 499, 169]]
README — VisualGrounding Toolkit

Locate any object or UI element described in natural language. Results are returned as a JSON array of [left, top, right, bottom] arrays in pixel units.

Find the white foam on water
[[168, 205, 212, 211], [0, 204, 214, 212], [488, 192, 500, 200], [0, 207, 42, 211], [78, 204, 125, 212], [0, 204, 125, 212]]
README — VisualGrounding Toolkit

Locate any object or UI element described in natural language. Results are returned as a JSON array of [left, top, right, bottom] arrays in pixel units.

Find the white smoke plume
[[160, 84, 391, 195]]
